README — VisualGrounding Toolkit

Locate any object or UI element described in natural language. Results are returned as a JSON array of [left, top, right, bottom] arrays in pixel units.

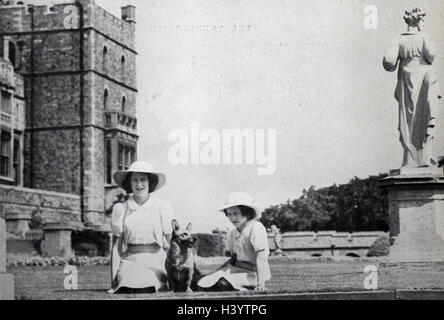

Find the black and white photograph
[[1, 0, 444, 304]]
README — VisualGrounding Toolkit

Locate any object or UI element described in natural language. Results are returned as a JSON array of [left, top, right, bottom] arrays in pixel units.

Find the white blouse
[[226, 220, 270, 263], [111, 196, 174, 246]]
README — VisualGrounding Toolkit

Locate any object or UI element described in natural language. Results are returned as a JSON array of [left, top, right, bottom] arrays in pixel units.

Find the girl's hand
[[255, 285, 266, 292], [163, 235, 172, 250]]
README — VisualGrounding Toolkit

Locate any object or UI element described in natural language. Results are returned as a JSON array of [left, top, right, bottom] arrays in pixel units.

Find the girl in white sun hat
[[108, 161, 175, 294], [197, 192, 271, 291]]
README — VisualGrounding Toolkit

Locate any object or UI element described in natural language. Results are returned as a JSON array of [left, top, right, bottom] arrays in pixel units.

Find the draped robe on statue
[[383, 32, 439, 167]]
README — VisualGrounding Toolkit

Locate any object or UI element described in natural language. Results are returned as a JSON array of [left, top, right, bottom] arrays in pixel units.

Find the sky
[[92, 0, 444, 233]]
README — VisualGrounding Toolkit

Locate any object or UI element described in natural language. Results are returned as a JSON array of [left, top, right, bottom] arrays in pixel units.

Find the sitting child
[[197, 192, 271, 291]]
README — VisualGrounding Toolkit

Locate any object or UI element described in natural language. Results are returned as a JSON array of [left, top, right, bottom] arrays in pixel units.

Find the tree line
[[261, 174, 389, 232]]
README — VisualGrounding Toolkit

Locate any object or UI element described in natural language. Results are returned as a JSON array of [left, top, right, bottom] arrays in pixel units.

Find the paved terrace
[[7, 257, 444, 300]]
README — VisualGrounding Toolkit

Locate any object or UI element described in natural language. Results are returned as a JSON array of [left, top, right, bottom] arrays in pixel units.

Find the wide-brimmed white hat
[[218, 192, 261, 219], [113, 161, 166, 193]]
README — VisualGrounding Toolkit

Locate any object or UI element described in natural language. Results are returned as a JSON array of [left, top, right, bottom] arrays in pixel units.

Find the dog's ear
[[171, 219, 180, 232], [186, 222, 192, 232]]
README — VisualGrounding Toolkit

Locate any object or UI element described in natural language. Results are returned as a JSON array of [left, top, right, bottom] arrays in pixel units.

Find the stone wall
[[23, 124, 82, 194], [0, 184, 84, 257], [82, 126, 106, 225], [89, 1, 136, 51], [91, 32, 137, 90], [0, 218, 6, 271], [0, 184, 81, 234], [191, 230, 387, 258], [92, 73, 137, 126], [269, 231, 388, 257]]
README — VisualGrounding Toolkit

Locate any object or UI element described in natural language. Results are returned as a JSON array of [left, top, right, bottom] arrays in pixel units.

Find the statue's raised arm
[[383, 8, 440, 168]]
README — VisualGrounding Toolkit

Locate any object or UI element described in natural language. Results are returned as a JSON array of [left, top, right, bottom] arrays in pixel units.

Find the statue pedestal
[[0, 218, 14, 300], [381, 168, 444, 263], [0, 274, 14, 300]]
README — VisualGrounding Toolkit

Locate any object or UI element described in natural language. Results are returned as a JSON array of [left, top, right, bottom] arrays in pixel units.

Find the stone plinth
[[0, 217, 14, 300], [41, 222, 84, 258], [381, 168, 444, 263], [5, 211, 32, 239]]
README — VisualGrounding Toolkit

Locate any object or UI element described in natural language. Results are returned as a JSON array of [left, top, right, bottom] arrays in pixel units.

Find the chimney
[[121, 5, 136, 24]]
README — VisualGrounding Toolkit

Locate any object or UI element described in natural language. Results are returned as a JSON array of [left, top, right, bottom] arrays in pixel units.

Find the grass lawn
[[7, 258, 444, 300]]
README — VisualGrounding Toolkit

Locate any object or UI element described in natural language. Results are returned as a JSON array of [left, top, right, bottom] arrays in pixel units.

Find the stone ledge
[[191, 290, 396, 301], [0, 184, 81, 200], [381, 175, 444, 187], [396, 290, 444, 300], [389, 167, 444, 176], [380, 261, 444, 268], [123, 289, 444, 301], [43, 222, 85, 231], [84, 224, 112, 233], [5, 212, 32, 221], [9, 287, 444, 300]]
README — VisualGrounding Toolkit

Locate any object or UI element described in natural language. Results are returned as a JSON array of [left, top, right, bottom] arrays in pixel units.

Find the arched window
[[8, 41, 17, 68], [103, 89, 109, 110], [121, 96, 126, 113], [102, 46, 108, 74], [121, 56, 125, 80]]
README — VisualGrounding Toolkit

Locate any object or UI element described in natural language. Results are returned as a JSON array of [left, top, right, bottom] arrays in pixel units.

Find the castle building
[[0, 0, 138, 254]]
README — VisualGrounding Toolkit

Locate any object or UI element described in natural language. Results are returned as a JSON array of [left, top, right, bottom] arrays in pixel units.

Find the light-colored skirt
[[197, 265, 258, 291], [108, 247, 167, 294]]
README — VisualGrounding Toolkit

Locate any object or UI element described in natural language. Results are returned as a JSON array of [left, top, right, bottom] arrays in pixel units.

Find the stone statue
[[383, 8, 441, 168], [271, 225, 285, 256]]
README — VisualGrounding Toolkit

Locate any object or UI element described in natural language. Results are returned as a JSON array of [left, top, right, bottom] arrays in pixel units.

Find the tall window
[[13, 137, 20, 185], [118, 144, 124, 171], [125, 146, 131, 170], [121, 56, 125, 80], [103, 89, 109, 111], [8, 41, 17, 68], [105, 138, 112, 184], [102, 46, 108, 75], [121, 96, 126, 113], [0, 130, 11, 178], [117, 143, 136, 174], [1, 91, 12, 115]]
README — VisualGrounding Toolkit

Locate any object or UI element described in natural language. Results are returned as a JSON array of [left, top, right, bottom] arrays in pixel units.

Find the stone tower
[[0, 0, 138, 229]]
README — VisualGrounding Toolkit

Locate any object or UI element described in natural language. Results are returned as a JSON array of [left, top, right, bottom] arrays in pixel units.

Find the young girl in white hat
[[108, 161, 175, 294], [197, 192, 271, 291]]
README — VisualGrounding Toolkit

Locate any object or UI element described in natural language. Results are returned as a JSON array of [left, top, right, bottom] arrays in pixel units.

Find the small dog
[[165, 219, 201, 292]]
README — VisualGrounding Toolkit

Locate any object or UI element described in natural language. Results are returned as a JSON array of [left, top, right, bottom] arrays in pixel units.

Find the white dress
[[109, 196, 174, 293], [197, 220, 271, 290]]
